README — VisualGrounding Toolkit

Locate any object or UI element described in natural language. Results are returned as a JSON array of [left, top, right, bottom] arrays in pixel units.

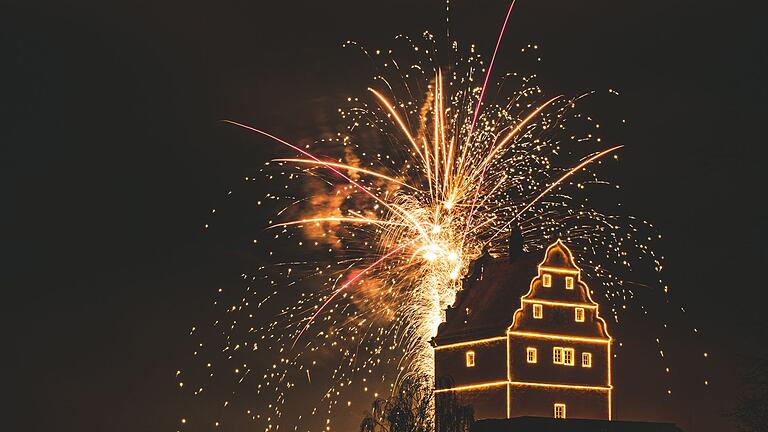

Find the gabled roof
[[433, 253, 540, 345], [539, 240, 579, 270], [508, 240, 611, 339]]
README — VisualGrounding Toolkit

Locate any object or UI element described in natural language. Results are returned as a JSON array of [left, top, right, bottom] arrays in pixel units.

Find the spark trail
[[175, 8, 694, 432]]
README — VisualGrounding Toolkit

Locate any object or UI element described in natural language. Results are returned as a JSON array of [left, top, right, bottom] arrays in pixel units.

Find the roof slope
[[434, 253, 539, 345]]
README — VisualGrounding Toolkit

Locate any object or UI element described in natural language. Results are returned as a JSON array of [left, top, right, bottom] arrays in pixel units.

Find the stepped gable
[[434, 252, 539, 345], [509, 240, 610, 339]]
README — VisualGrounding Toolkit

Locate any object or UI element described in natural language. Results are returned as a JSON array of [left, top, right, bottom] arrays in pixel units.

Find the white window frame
[[575, 307, 585, 322], [553, 347, 563, 364], [543, 274, 552, 287], [582, 352, 592, 368], [466, 350, 475, 367], [563, 348, 575, 366], [554, 403, 566, 419], [533, 303, 543, 319], [565, 276, 574, 289], [526, 347, 537, 364]]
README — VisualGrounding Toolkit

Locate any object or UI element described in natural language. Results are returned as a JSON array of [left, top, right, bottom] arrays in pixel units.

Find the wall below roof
[[435, 339, 507, 389], [507, 386, 609, 420]]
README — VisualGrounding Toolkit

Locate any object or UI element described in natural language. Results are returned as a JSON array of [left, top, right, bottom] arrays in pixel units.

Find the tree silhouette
[[359, 375, 474, 432], [434, 377, 475, 432]]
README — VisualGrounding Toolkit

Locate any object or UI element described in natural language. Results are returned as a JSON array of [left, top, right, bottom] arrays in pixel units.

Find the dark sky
[[4, 1, 766, 431]]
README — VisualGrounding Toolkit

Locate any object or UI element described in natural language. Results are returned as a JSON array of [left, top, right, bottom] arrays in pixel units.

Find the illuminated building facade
[[433, 240, 612, 421]]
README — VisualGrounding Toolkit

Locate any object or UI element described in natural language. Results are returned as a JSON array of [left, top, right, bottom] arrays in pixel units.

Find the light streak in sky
[[175, 4, 705, 431]]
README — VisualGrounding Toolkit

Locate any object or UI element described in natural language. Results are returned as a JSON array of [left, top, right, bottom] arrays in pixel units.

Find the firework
[[176, 7, 677, 432]]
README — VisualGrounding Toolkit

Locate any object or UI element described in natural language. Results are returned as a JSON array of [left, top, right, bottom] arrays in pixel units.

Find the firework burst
[[176, 8, 676, 432]]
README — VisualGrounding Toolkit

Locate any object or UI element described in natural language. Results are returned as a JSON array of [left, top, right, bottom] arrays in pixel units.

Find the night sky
[[4, 1, 766, 431]]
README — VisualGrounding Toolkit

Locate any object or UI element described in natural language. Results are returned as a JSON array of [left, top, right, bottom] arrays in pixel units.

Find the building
[[433, 239, 612, 421]]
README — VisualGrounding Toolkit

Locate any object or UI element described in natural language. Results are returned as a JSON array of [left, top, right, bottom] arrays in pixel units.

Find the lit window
[[553, 347, 563, 364], [533, 304, 543, 319], [554, 403, 566, 419], [543, 274, 552, 287], [565, 276, 574, 289], [466, 351, 475, 367], [575, 308, 585, 322], [582, 352, 592, 368], [563, 348, 575, 366], [527, 347, 537, 363]]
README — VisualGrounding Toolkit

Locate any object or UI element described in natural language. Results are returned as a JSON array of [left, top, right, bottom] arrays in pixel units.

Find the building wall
[[436, 385, 507, 421], [507, 385, 610, 420], [504, 241, 612, 419], [434, 339, 507, 389], [513, 301, 606, 338], [434, 336, 611, 421], [508, 336, 610, 387]]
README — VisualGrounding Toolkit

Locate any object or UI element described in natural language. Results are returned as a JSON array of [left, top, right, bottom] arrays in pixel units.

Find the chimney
[[508, 227, 524, 262]]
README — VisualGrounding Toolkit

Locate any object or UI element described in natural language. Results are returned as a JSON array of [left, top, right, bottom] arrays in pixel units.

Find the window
[[533, 304, 543, 319], [565, 276, 574, 289], [575, 308, 585, 322], [582, 352, 592, 368], [527, 347, 537, 363], [553, 347, 563, 364], [554, 347, 574, 366], [543, 274, 552, 287], [466, 351, 475, 367], [554, 403, 566, 419], [563, 348, 575, 366]]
